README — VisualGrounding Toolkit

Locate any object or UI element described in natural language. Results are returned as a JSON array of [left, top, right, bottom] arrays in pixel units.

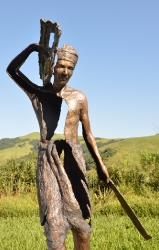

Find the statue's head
[[56, 44, 78, 66], [53, 44, 78, 89]]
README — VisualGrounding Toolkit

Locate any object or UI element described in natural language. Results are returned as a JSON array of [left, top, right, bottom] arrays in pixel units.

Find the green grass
[[0, 194, 159, 249], [0, 133, 65, 163], [0, 194, 38, 218], [0, 133, 159, 248], [104, 135, 159, 167], [91, 216, 159, 250], [0, 215, 158, 249], [0, 143, 33, 162]]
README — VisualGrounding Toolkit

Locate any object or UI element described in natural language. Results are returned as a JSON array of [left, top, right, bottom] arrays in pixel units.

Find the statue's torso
[[63, 87, 85, 144], [30, 85, 85, 143]]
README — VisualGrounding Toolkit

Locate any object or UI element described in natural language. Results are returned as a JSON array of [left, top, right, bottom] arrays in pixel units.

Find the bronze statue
[[6, 19, 110, 250], [6, 19, 151, 249]]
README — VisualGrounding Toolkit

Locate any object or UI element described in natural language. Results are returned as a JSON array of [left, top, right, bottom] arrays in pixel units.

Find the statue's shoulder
[[66, 86, 87, 102]]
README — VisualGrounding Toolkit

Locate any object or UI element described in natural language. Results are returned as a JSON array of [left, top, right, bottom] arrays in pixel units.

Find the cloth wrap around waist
[[36, 140, 92, 240]]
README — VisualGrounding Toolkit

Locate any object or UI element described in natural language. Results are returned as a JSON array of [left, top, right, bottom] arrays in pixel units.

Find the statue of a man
[[6, 40, 110, 249]]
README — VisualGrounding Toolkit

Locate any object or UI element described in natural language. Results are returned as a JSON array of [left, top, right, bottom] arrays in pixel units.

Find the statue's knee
[[47, 241, 66, 250], [80, 232, 90, 242], [73, 230, 90, 242]]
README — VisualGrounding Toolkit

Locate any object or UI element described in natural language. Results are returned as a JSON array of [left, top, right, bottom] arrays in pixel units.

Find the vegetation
[[0, 137, 29, 150], [0, 134, 159, 202], [0, 133, 159, 249], [0, 213, 158, 249], [0, 132, 158, 164], [28, 139, 39, 152]]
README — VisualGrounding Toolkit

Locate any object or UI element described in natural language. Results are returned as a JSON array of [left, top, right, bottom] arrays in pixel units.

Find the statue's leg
[[72, 230, 90, 250], [37, 143, 69, 250], [43, 142, 91, 250], [47, 240, 67, 250]]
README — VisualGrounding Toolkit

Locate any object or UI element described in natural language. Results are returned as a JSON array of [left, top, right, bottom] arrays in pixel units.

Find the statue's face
[[54, 59, 74, 87]]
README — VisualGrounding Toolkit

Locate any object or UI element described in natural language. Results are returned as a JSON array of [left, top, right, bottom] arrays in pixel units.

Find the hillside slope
[[0, 133, 64, 163], [0, 132, 158, 164]]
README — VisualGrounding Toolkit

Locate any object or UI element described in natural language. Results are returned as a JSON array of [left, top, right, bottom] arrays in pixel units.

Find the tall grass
[[0, 212, 158, 249], [0, 149, 159, 249], [0, 152, 37, 196]]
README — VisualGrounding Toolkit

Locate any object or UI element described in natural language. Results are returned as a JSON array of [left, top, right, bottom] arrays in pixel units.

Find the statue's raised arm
[[6, 43, 49, 94], [6, 19, 62, 94]]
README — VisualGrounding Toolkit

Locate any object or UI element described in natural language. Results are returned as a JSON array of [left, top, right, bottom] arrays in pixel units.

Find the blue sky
[[1, 0, 159, 139]]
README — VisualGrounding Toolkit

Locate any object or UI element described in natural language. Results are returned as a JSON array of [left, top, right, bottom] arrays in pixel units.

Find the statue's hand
[[30, 43, 50, 58], [102, 165, 110, 184], [45, 57, 53, 75], [97, 162, 110, 184], [42, 57, 54, 85]]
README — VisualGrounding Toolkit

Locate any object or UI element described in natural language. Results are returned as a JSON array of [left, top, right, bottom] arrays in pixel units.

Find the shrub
[[0, 137, 29, 150], [140, 150, 159, 191], [0, 152, 37, 196]]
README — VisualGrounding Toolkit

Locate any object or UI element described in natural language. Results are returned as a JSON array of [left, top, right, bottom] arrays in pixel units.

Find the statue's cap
[[57, 44, 78, 66]]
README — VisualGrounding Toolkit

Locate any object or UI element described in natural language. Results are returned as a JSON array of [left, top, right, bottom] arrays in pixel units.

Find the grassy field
[[0, 132, 158, 164], [0, 133, 65, 163], [1, 216, 159, 249], [102, 135, 159, 167], [0, 133, 158, 249], [0, 194, 159, 249]]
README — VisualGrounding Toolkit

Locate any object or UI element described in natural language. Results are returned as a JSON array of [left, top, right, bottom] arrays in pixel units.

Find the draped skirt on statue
[[36, 140, 92, 248]]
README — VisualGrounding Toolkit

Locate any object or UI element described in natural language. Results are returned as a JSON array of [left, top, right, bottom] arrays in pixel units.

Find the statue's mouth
[[59, 75, 69, 81]]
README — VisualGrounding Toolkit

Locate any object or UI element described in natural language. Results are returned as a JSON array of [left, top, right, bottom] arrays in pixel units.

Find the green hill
[[98, 135, 159, 167], [0, 132, 64, 163], [0, 132, 158, 165]]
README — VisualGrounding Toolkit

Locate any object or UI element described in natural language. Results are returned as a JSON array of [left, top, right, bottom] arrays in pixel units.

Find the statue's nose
[[63, 68, 68, 75]]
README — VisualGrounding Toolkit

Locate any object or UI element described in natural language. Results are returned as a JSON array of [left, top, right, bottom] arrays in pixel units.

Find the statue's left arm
[[80, 94, 110, 183]]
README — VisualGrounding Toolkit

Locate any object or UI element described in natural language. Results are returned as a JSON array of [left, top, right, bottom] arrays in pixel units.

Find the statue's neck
[[54, 85, 73, 99]]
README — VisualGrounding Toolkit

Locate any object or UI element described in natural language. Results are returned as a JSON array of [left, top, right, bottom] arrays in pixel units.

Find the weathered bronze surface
[[6, 19, 110, 249], [39, 19, 62, 85], [6, 19, 151, 249]]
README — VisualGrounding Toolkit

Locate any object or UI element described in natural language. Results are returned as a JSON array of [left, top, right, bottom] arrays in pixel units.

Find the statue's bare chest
[[64, 94, 81, 126]]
